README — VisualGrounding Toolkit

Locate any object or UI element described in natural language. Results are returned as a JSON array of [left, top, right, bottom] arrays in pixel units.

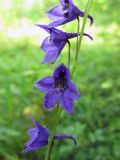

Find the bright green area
[[0, 0, 120, 159]]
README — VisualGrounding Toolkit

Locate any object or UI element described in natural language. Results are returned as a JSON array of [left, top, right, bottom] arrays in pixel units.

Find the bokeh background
[[0, 0, 120, 159]]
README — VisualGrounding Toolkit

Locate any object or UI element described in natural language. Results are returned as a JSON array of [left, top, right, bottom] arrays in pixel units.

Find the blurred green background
[[0, 0, 120, 159]]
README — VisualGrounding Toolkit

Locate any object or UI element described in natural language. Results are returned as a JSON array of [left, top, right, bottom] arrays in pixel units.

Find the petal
[[25, 138, 34, 147], [42, 51, 59, 64], [43, 91, 62, 109], [34, 76, 54, 92], [27, 128, 38, 139], [60, 95, 74, 114], [46, 5, 65, 21], [22, 141, 47, 153], [48, 17, 75, 27], [35, 24, 51, 34], [41, 37, 66, 64], [25, 128, 39, 147], [37, 25, 67, 40], [64, 81, 80, 100], [32, 119, 49, 136], [23, 133, 48, 153], [53, 64, 70, 82], [54, 133, 76, 145], [41, 37, 55, 53], [24, 135, 47, 147], [51, 28, 67, 40]]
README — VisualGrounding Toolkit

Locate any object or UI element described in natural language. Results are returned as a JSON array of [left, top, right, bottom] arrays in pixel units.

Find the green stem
[[45, 104, 62, 160], [71, 0, 92, 78], [76, 0, 92, 61], [71, 17, 80, 79], [67, 40, 71, 70], [76, 17, 80, 60]]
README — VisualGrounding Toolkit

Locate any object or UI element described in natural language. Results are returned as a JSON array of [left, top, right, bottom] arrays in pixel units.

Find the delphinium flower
[[46, 0, 93, 27], [22, 119, 76, 153], [36, 24, 93, 63], [34, 63, 80, 114]]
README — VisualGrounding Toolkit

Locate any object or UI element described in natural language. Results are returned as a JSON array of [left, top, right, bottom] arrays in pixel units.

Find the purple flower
[[46, 0, 93, 27], [36, 24, 92, 64], [34, 64, 80, 114], [22, 119, 76, 153]]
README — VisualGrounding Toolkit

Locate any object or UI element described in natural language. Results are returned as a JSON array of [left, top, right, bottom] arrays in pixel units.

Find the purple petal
[[64, 81, 80, 100], [27, 128, 38, 139], [35, 24, 51, 34], [32, 119, 49, 136], [41, 36, 55, 52], [22, 141, 47, 153], [43, 91, 62, 109], [54, 133, 76, 145], [51, 28, 67, 40], [25, 128, 39, 147], [36, 24, 68, 40], [48, 17, 75, 27], [46, 5, 65, 21], [53, 64, 70, 82], [60, 95, 74, 114], [41, 37, 66, 64], [24, 135, 47, 148], [25, 138, 34, 147], [34, 76, 54, 92]]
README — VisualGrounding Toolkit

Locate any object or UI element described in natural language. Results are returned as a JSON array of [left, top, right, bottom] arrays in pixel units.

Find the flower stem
[[45, 104, 62, 160], [67, 40, 71, 70], [71, 17, 80, 79], [71, 0, 92, 78], [76, 17, 80, 60]]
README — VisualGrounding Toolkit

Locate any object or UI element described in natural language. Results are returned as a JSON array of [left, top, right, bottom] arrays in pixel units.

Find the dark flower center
[[64, 12, 69, 18], [54, 70, 68, 91], [65, 0, 69, 3], [63, 0, 69, 18], [38, 131, 42, 136]]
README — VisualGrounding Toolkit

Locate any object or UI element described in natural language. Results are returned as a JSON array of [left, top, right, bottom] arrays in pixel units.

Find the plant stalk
[[45, 104, 62, 160], [67, 40, 71, 70]]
